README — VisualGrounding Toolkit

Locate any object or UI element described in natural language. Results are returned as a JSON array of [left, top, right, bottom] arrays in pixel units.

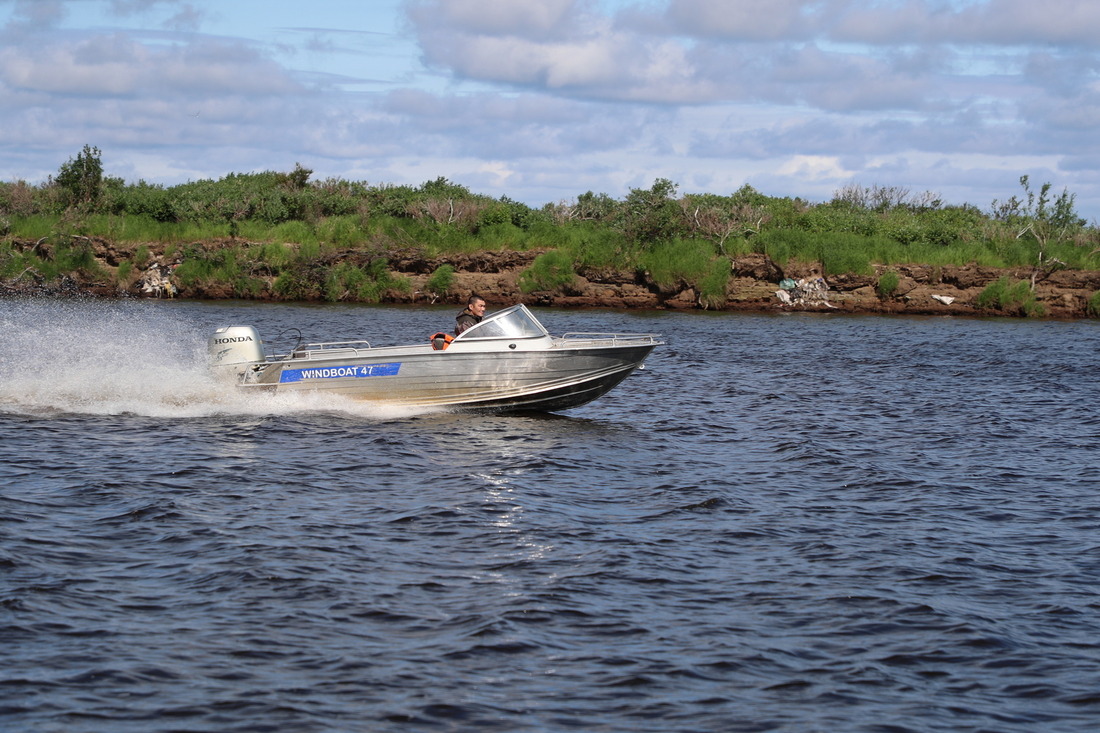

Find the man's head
[[467, 295, 486, 316]]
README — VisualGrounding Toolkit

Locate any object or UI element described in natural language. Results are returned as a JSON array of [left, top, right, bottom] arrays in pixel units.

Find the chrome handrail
[[556, 332, 662, 346], [303, 339, 373, 349], [275, 339, 374, 362]]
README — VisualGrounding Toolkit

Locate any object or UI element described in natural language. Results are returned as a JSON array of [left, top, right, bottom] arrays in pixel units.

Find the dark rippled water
[[2, 298, 1099, 732]]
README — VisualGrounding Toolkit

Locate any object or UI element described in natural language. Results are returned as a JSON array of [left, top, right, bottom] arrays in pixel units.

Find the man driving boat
[[455, 295, 486, 336]]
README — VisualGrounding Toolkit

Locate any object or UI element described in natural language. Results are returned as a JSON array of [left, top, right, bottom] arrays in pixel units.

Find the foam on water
[[0, 298, 437, 420]]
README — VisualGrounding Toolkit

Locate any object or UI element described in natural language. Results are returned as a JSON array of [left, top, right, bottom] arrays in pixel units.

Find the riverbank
[[3, 237, 1099, 318]]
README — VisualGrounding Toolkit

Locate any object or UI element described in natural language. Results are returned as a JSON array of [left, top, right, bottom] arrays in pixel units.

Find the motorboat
[[207, 304, 661, 412]]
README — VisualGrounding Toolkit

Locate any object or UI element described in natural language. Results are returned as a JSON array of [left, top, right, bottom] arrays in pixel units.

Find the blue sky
[[2, 0, 1099, 220]]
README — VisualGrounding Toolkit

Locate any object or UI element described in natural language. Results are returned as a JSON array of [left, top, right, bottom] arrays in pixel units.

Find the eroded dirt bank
[[4, 238, 1100, 319]]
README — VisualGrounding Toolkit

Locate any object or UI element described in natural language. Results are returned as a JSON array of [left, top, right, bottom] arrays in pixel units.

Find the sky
[[1, 0, 1099, 220]]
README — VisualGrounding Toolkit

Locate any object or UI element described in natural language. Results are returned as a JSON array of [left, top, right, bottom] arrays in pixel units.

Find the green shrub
[[640, 239, 714, 289], [294, 241, 323, 262], [116, 181, 175, 221], [877, 270, 900, 297], [519, 249, 576, 293], [323, 259, 409, 302], [171, 257, 214, 287], [7, 215, 56, 240], [753, 228, 879, 274], [317, 216, 363, 247], [815, 232, 875, 276], [273, 270, 316, 301], [617, 178, 681, 246], [0, 181, 38, 218], [53, 240, 103, 276], [698, 257, 731, 309], [0, 237, 103, 281], [566, 225, 634, 271], [976, 276, 1046, 317], [325, 262, 365, 301], [1087, 291, 1100, 318], [231, 275, 266, 298], [426, 264, 455, 296], [0, 242, 38, 279], [173, 247, 241, 288], [270, 219, 315, 245], [472, 222, 526, 250], [255, 242, 292, 268], [53, 144, 104, 208]]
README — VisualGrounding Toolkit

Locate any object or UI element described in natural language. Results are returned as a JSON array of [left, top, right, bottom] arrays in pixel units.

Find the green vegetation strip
[[2, 147, 1099, 312]]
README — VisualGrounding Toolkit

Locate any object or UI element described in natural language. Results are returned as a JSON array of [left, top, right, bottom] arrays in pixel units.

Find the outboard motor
[[208, 326, 265, 375]]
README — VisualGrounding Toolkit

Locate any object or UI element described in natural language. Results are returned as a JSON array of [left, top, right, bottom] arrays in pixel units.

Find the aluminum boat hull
[[244, 343, 655, 412], [214, 305, 661, 413]]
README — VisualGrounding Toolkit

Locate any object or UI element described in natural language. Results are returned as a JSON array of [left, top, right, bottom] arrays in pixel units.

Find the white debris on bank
[[140, 264, 177, 298], [931, 294, 956, 305], [775, 277, 836, 308]]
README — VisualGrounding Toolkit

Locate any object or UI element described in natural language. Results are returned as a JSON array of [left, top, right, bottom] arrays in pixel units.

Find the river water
[[2, 298, 1099, 732]]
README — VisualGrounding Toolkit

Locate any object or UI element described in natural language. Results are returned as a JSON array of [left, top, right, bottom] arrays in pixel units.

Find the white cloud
[[834, 0, 1100, 45], [408, 0, 579, 38], [2, 20, 301, 100], [661, 0, 823, 41], [1, 0, 67, 32], [0, 0, 1098, 221], [776, 154, 853, 181]]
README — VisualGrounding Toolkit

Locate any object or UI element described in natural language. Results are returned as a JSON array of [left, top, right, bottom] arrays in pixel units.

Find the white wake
[[0, 299, 434, 420]]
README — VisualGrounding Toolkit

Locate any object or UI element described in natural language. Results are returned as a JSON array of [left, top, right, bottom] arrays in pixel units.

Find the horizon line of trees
[[1, 145, 1093, 250]]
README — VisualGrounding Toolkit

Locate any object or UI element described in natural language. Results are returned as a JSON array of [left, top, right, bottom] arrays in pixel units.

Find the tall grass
[[0, 239, 104, 281], [172, 246, 241, 288], [976, 277, 1046, 317], [698, 257, 731, 309], [877, 270, 900, 297], [473, 223, 528, 251], [9, 213, 235, 244], [270, 220, 315, 245], [324, 260, 409, 302], [754, 230, 877, 275], [248, 241, 293, 269], [8, 215, 59, 241], [519, 250, 576, 293], [316, 216, 364, 248], [751, 226, 1096, 272], [640, 239, 717, 289], [0, 242, 41, 280], [426, 264, 456, 297], [561, 224, 634, 272]]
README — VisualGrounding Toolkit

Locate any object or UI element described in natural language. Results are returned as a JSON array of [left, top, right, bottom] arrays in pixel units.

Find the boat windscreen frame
[[453, 304, 550, 341]]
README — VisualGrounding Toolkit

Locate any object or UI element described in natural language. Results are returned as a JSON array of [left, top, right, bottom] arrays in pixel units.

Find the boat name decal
[[279, 363, 401, 383]]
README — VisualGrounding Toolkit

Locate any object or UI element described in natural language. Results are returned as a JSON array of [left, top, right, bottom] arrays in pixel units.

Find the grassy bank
[[2, 147, 1099, 313]]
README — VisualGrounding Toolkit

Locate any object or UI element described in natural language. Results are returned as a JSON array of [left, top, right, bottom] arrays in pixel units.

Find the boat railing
[[279, 339, 373, 361], [556, 332, 662, 347]]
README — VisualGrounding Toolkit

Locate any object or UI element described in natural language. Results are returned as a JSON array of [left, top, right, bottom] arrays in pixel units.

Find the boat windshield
[[456, 304, 548, 340]]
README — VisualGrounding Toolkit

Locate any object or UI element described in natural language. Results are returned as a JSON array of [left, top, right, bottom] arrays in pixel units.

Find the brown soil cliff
[[5, 238, 1100, 319]]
